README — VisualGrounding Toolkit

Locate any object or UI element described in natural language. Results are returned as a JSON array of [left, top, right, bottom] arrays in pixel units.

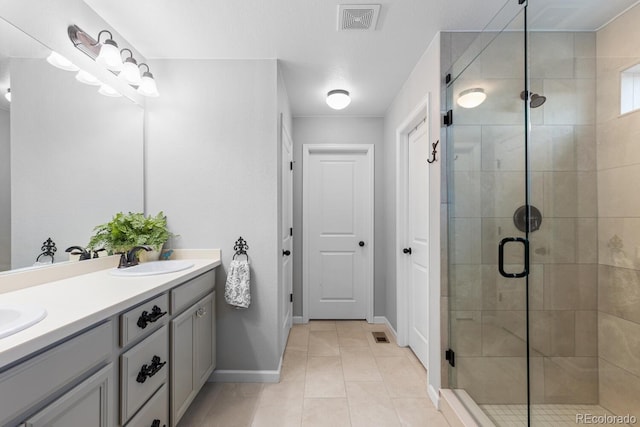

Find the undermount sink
[[110, 260, 195, 277], [0, 304, 47, 339]]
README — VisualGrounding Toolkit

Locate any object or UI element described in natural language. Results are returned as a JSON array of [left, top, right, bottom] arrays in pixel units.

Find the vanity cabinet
[[170, 273, 216, 427], [20, 364, 112, 427]]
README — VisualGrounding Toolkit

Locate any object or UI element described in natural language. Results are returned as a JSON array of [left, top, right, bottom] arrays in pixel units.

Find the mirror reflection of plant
[[87, 211, 176, 254]]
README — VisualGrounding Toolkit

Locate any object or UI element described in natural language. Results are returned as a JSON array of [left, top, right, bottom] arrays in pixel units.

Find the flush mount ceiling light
[[4, 88, 10, 102], [98, 83, 122, 97], [46, 51, 79, 72], [326, 89, 351, 110], [75, 70, 101, 86], [119, 49, 141, 86], [137, 63, 159, 97], [457, 88, 486, 109]]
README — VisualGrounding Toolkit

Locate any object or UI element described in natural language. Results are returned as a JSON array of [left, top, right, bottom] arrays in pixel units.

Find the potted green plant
[[88, 211, 175, 261]]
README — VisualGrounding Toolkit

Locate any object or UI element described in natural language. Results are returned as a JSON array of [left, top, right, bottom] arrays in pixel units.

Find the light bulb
[[75, 70, 101, 86], [120, 57, 141, 85], [326, 89, 351, 110], [98, 83, 122, 97], [137, 71, 159, 97], [96, 39, 122, 72], [46, 51, 79, 71]]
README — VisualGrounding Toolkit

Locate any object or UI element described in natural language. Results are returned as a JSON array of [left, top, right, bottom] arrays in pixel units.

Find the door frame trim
[[302, 144, 375, 323], [395, 94, 430, 347]]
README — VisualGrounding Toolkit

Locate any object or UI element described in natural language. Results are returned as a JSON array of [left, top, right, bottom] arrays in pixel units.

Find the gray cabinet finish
[[120, 325, 168, 424], [170, 270, 215, 314], [0, 322, 112, 426], [124, 383, 168, 427], [120, 293, 169, 348], [170, 291, 215, 427], [21, 364, 112, 427]]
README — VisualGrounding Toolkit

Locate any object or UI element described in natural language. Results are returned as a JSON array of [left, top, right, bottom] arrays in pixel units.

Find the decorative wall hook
[[427, 140, 439, 164], [233, 236, 249, 260], [35, 237, 57, 263]]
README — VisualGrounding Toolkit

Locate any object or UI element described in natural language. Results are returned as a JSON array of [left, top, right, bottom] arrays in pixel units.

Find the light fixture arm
[[92, 30, 114, 46], [138, 63, 151, 73], [120, 48, 134, 59]]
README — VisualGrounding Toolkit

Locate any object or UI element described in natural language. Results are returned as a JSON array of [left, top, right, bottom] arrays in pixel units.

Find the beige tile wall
[[597, 2, 640, 418]]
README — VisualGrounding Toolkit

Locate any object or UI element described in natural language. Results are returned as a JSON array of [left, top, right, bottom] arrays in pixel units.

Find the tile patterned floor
[[481, 404, 634, 427], [177, 320, 450, 427]]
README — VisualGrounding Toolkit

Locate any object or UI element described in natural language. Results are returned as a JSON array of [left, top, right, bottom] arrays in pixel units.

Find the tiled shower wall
[[443, 30, 598, 404], [596, 4, 640, 417]]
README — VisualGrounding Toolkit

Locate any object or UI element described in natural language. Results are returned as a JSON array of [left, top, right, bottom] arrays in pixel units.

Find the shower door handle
[[498, 237, 529, 278]]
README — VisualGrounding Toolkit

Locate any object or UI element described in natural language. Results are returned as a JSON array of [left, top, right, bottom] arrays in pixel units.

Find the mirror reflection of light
[[46, 51, 79, 72], [75, 70, 101, 86], [457, 88, 486, 108], [98, 83, 122, 97], [4, 88, 10, 102]]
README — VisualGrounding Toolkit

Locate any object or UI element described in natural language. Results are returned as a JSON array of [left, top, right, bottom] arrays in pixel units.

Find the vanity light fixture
[[137, 63, 159, 97], [4, 88, 10, 102], [75, 70, 101, 86], [46, 51, 79, 72], [94, 30, 123, 72], [98, 83, 122, 97], [457, 88, 486, 109], [119, 49, 142, 86], [326, 89, 351, 110]]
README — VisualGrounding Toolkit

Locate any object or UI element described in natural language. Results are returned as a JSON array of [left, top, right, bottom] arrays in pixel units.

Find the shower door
[[446, 1, 532, 425]]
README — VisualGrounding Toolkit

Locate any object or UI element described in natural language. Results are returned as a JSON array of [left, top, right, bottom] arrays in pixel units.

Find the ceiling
[[83, 0, 640, 117]]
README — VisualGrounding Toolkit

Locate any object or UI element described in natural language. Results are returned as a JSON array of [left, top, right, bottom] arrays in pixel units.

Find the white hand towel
[[225, 259, 251, 309]]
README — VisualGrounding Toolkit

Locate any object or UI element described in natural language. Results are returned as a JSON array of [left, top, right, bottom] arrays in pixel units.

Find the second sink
[[110, 260, 195, 277], [0, 305, 47, 339]]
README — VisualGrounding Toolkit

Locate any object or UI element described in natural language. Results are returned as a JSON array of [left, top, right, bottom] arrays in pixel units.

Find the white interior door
[[303, 145, 373, 320], [407, 122, 429, 367], [281, 123, 293, 350]]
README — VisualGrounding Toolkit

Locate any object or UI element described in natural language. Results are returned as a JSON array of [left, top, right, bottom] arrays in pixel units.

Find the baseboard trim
[[373, 316, 398, 339], [428, 384, 440, 409], [210, 356, 283, 383], [293, 316, 305, 324]]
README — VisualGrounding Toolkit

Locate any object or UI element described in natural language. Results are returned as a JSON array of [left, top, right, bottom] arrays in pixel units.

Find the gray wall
[[145, 59, 285, 372], [0, 108, 9, 271], [291, 117, 384, 317]]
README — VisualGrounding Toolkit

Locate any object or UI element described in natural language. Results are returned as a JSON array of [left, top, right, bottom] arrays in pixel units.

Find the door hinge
[[444, 110, 453, 127], [289, 293, 293, 303], [519, 0, 526, 4], [290, 161, 293, 171], [289, 227, 293, 236], [445, 73, 451, 84], [445, 348, 455, 367]]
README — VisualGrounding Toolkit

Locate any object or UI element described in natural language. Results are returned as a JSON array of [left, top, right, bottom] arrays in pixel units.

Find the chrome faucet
[[118, 246, 152, 268]]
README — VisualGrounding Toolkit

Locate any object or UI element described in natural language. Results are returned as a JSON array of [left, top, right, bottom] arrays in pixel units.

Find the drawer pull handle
[[137, 305, 167, 329], [151, 420, 166, 427], [196, 306, 207, 318], [136, 355, 166, 383]]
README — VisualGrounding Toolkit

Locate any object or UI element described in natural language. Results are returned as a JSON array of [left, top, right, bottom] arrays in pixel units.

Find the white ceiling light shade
[[46, 51, 79, 71], [98, 83, 122, 97], [95, 30, 123, 72], [137, 63, 159, 97], [457, 88, 487, 108], [75, 70, 101, 86], [326, 89, 351, 110], [119, 49, 142, 85], [4, 89, 10, 102]]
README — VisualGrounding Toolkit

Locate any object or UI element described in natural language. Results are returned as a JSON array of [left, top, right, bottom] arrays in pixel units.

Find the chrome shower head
[[520, 90, 547, 108]]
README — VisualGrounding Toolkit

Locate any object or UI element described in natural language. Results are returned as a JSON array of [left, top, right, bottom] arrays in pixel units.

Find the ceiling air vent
[[338, 4, 381, 31]]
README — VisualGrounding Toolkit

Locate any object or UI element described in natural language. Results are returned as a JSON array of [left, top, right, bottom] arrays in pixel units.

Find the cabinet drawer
[[121, 325, 168, 424], [171, 270, 215, 314], [120, 293, 169, 347], [0, 321, 112, 427], [124, 382, 168, 427]]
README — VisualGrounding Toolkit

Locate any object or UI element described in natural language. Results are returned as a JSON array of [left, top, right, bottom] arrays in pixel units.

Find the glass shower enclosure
[[444, 0, 636, 424]]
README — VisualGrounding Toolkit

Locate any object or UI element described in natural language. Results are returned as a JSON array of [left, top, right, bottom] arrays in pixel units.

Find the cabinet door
[[170, 302, 196, 427], [194, 291, 215, 388], [22, 364, 112, 427]]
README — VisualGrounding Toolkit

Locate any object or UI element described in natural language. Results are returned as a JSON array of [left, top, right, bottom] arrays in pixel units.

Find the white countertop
[[0, 257, 221, 370]]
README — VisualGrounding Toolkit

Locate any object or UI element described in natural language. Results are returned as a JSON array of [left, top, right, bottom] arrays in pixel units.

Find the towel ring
[[233, 236, 249, 260]]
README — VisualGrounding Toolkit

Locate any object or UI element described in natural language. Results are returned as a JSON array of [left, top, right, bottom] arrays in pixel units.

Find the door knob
[[359, 241, 365, 247], [403, 248, 412, 254], [282, 250, 291, 256]]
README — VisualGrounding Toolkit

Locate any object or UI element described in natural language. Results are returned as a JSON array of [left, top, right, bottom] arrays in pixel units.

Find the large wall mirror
[[0, 17, 144, 271]]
